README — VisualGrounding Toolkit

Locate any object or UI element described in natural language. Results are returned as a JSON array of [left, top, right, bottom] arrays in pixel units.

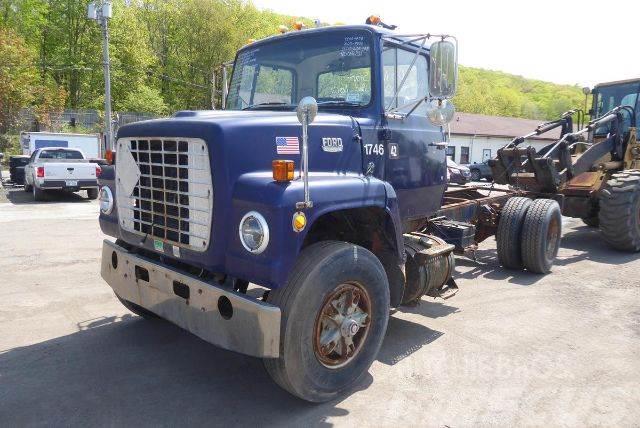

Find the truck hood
[[116, 109, 362, 178]]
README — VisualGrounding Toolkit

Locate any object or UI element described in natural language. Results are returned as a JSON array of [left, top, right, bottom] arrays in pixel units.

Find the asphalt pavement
[[0, 185, 639, 426]]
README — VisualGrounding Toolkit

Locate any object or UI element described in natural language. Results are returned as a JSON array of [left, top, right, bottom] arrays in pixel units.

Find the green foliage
[[121, 85, 168, 115], [454, 66, 586, 120], [0, 26, 66, 133], [2, 1, 586, 121]]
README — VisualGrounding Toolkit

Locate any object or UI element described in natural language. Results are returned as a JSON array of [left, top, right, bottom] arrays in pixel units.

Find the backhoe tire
[[87, 187, 99, 199], [264, 241, 390, 403], [581, 216, 599, 228], [598, 170, 640, 252], [115, 294, 160, 320], [520, 199, 562, 274], [496, 197, 533, 270]]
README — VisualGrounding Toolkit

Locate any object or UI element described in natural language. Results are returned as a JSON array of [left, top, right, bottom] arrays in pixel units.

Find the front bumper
[[100, 240, 281, 358]]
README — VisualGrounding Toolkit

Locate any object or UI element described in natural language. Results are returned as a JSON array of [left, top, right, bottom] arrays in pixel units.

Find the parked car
[[8, 155, 30, 185], [447, 158, 471, 184], [23, 148, 101, 200], [467, 160, 494, 181]]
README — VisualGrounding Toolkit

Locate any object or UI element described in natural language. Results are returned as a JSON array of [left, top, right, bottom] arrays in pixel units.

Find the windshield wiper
[[242, 102, 293, 110]]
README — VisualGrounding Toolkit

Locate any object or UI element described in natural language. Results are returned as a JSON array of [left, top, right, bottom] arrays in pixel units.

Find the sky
[[252, 0, 639, 87]]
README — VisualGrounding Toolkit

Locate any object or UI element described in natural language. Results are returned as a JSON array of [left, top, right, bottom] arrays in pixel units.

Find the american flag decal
[[276, 136, 300, 155]]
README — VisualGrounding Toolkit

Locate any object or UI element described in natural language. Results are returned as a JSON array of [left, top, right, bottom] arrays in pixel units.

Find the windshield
[[226, 31, 373, 110], [594, 81, 640, 135], [39, 149, 84, 160]]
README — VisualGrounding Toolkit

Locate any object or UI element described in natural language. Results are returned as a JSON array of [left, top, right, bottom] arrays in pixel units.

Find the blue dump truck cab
[[98, 22, 468, 402]]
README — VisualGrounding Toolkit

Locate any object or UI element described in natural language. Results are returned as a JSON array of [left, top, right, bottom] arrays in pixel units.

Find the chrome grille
[[115, 137, 213, 252]]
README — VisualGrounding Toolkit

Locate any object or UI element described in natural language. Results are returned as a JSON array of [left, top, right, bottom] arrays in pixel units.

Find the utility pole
[[88, 1, 113, 153]]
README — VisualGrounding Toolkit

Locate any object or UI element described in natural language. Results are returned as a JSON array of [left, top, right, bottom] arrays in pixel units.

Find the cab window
[[383, 45, 429, 115]]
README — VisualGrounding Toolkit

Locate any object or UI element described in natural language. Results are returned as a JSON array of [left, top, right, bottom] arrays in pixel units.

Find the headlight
[[99, 186, 114, 214], [239, 211, 269, 254]]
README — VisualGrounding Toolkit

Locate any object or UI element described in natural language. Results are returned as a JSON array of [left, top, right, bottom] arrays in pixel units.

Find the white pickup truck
[[24, 148, 101, 201]]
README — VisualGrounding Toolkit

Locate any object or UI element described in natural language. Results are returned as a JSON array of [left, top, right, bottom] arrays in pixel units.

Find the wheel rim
[[313, 282, 371, 369], [546, 216, 560, 259]]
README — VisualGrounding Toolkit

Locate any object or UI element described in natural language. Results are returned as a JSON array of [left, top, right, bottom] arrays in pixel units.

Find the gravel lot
[[1, 184, 639, 427]]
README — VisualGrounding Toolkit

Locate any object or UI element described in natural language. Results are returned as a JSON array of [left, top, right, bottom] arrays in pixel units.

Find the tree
[[0, 27, 38, 133], [120, 85, 167, 115]]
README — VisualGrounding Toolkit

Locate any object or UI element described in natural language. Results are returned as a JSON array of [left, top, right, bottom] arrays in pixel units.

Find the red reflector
[[96, 165, 102, 177], [36, 167, 44, 178]]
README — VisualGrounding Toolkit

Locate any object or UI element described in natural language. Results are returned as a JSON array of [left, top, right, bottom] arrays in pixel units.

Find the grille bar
[[116, 137, 213, 252]]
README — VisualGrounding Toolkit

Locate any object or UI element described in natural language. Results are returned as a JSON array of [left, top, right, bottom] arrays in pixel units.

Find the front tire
[[264, 241, 390, 402], [598, 170, 640, 251]]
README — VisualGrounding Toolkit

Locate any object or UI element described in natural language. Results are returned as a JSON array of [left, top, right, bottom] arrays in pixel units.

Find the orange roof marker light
[[365, 15, 397, 30], [293, 21, 305, 31], [366, 15, 381, 25]]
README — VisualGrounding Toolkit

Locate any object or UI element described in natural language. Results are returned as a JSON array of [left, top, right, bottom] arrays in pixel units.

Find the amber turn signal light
[[272, 160, 295, 182]]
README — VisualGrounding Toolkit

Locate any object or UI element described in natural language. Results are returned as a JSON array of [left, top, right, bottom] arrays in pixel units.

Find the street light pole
[[88, 1, 113, 154]]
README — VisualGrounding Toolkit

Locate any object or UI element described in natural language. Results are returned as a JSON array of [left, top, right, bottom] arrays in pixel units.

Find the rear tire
[[32, 185, 46, 201], [264, 241, 390, 402], [496, 197, 533, 269], [115, 294, 160, 320], [598, 170, 640, 251], [520, 199, 562, 274], [86, 187, 99, 199]]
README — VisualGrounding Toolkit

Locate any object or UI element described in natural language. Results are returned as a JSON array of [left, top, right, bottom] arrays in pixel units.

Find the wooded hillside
[[1, 0, 586, 130]]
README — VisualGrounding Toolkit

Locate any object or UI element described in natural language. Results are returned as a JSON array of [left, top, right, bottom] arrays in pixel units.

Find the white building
[[446, 112, 561, 165]]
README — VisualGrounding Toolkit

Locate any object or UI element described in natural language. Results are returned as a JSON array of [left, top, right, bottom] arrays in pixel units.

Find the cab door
[[382, 44, 447, 224]]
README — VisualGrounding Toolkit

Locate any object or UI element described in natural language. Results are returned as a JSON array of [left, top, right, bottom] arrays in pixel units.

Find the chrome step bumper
[[100, 240, 281, 358]]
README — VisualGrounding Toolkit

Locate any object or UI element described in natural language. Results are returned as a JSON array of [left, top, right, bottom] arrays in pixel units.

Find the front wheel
[[264, 241, 390, 402]]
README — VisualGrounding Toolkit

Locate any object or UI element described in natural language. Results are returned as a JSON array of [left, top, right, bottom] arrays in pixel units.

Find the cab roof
[[239, 24, 422, 52], [594, 78, 640, 88]]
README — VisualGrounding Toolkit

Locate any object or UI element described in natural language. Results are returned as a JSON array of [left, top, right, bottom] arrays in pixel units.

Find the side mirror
[[429, 40, 457, 99]]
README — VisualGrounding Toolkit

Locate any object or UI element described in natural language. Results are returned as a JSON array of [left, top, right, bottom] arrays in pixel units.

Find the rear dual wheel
[[264, 241, 389, 402], [497, 197, 562, 273], [520, 199, 562, 274]]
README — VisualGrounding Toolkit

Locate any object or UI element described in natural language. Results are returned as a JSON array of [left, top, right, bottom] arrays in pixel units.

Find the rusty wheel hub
[[546, 217, 560, 259], [314, 282, 371, 369]]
